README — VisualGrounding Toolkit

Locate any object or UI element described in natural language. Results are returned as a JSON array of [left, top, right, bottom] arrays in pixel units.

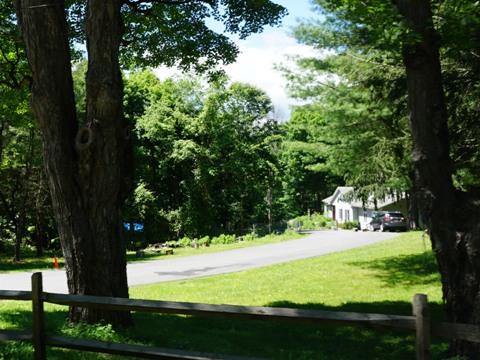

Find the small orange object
[[54, 255, 59, 269]]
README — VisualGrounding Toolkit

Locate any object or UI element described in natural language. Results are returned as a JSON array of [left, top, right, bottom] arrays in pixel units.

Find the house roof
[[351, 194, 403, 210], [322, 194, 335, 204], [323, 186, 404, 210], [322, 186, 354, 205]]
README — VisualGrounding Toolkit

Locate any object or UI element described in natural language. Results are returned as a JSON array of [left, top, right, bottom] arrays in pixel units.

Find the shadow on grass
[[349, 251, 441, 287], [130, 300, 450, 360], [1, 299, 451, 360]]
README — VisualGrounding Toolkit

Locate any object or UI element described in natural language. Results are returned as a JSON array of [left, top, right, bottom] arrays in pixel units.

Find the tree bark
[[34, 173, 48, 257], [13, 197, 25, 262], [13, 0, 133, 326], [14, 127, 35, 262], [396, 0, 480, 357]]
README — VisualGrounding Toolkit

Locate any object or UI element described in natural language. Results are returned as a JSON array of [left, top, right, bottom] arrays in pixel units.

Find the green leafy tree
[[0, 86, 53, 260], [126, 73, 204, 242], [278, 109, 342, 217], [282, 8, 412, 203], [11, 0, 286, 326], [288, 0, 480, 357], [0, 2, 55, 259], [130, 72, 281, 240], [200, 80, 280, 233], [0, 1, 29, 89]]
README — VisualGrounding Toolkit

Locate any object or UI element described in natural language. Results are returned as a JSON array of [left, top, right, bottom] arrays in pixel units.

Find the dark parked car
[[369, 211, 407, 232]]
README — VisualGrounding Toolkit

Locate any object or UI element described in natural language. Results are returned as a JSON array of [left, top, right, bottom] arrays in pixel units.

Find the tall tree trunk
[[0, 121, 4, 162], [406, 190, 420, 230], [396, 0, 480, 357], [13, 127, 34, 262], [13, 199, 25, 262], [34, 176, 46, 257], [13, 0, 133, 326]]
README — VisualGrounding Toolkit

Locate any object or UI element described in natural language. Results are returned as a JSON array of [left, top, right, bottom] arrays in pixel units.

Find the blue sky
[[155, 0, 320, 121]]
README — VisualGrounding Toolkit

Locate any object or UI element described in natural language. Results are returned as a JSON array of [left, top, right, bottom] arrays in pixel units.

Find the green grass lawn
[[131, 231, 441, 309], [1, 231, 451, 359]]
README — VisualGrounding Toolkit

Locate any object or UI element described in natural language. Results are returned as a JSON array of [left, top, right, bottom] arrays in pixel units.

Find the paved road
[[0, 230, 398, 294]]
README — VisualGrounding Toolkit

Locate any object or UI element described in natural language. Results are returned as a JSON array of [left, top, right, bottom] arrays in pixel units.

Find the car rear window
[[389, 213, 404, 218]]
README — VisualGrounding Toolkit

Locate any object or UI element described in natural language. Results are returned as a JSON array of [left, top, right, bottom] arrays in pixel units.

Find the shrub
[[0, 238, 11, 252], [243, 232, 257, 242], [317, 217, 328, 228], [284, 228, 298, 235], [289, 213, 330, 230], [197, 236, 210, 247], [340, 220, 359, 230], [211, 234, 236, 245], [178, 236, 192, 247]]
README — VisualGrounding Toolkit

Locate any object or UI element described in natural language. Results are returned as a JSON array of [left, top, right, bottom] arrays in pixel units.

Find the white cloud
[[154, 31, 316, 121], [222, 31, 317, 120], [153, 0, 324, 121]]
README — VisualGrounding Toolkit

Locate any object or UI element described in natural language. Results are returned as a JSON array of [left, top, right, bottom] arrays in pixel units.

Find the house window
[[345, 210, 350, 221], [339, 209, 343, 220]]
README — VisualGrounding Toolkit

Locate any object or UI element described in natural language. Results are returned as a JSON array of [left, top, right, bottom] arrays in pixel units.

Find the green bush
[[284, 228, 299, 236], [197, 236, 210, 246], [340, 220, 359, 230], [290, 213, 330, 230], [243, 232, 257, 242], [0, 230, 15, 253], [178, 236, 192, 247], [0, 238, 11, 252], [318, 217, 328, 228], [211, 234, 236, 245]]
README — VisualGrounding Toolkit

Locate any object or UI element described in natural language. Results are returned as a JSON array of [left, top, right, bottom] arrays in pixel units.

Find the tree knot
[[75, 126, 94, 151]]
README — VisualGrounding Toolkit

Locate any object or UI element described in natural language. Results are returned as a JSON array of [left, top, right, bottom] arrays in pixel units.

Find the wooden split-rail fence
[[1, 272, 480, 359]]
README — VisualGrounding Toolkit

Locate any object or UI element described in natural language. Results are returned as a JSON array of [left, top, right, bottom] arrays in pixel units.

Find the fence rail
[[1, 272, 480, 359]]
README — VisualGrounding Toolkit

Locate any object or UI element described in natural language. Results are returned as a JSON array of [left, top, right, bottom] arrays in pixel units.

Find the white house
[[322, 187, 407, 230], [322, 186, 357, 224]]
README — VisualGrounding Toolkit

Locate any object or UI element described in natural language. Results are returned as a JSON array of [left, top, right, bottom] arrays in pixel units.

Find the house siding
[[323, 187, 408, 230]]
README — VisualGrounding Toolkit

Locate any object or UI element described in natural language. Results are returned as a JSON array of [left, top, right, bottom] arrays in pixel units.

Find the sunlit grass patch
[[131, 231, 442, 310], [1, 231, 450, 359]]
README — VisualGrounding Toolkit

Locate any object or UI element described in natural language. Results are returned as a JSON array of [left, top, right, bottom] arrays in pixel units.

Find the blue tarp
[[124, 223, 144, 232]]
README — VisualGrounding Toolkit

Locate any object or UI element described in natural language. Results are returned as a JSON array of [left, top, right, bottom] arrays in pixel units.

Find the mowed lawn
[[127, 231, 447, 360], [131, 230, 441, 308], [1, 231, 449, 359]]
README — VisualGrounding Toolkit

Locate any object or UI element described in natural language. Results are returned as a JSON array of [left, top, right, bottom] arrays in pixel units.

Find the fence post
[[32, 272, 46, 360], [413, 293, 431, 360]]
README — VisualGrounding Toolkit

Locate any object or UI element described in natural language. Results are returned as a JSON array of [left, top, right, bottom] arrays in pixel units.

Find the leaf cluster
[[124, 71, 281, 240], [281, 48, 411, 197], [281, 0, 480, 199], [0, 2, 30, 89], [54, 0, 287, 74]]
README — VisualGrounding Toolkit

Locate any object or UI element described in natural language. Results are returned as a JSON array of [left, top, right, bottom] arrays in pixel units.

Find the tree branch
[[0, 76, 32, 89], [345, 52, 402, 69]]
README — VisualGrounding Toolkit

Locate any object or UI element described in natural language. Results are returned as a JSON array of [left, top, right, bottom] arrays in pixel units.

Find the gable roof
[[351, 194, 404, 210], [322, 186, 354, 205], [323, 186, 404, 210]]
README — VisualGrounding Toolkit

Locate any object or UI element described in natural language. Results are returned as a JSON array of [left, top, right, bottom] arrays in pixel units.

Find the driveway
[[0, 230, 398, 294]]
